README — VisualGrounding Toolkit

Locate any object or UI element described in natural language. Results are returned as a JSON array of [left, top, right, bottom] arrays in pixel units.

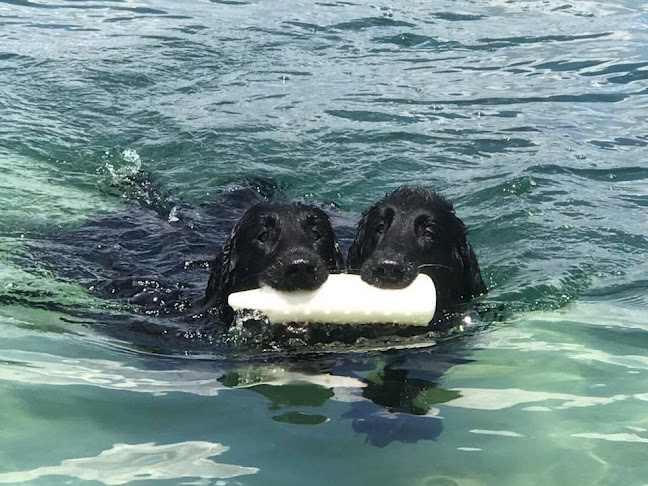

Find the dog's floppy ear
[[204, 223, 240, 314], [347, 210, 370, 272], [310, 207, 345, 271], [452, 221, 487, 300]]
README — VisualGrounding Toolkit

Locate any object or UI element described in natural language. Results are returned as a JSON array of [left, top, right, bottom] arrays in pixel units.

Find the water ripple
[[0, 441, 259, 484], [1, 0, 647, 481], [446, 387, 628, 410]]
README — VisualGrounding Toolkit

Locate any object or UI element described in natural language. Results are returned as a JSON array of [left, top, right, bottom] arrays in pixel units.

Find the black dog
[[204, 203, 344, 324], [347, 186, 486, 327]]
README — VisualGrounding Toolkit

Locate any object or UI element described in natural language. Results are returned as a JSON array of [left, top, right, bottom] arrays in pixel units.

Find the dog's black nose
[[373, 260, 407, 286], [285, 258, 317, 280], [364, 258, 415, 289], [282, 256, 327, 291], [264, 254, 328, 292]]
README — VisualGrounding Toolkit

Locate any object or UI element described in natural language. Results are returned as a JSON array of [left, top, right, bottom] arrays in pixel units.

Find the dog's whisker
[[417, 263, 453, 271]]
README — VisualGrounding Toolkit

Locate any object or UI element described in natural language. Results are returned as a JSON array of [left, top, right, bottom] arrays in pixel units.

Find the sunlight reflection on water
[[0, 441, 259, 485]]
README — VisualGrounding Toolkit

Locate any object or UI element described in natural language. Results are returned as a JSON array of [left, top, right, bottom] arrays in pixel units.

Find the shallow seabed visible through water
[[1, 0, 647, 485]]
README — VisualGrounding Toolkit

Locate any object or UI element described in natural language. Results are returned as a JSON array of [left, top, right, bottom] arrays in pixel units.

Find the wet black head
[[348, 186, 486, 322], [205, 203, 344, 322]]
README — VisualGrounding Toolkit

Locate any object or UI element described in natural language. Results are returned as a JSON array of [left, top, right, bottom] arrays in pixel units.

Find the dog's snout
[[280, 255, 327, 291], [264, 253, 329, 292], [362, 256, 416, 289], [373, 260, 409, 288]]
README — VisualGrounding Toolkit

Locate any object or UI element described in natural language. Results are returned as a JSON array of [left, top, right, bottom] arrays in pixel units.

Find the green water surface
[[1, 0, 647, 484]]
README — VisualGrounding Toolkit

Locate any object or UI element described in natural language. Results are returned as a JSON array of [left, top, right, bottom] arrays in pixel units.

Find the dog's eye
[[374, 222, 385, 234], [421, 228, 436, 242], [257, 230, 269, 243], [306, 214, 325, 241]]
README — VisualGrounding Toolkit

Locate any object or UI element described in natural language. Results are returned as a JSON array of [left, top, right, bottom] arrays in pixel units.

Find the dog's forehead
[[371, 200, 454, 232], [376, 201, 437, 221], [248, 204, 326, 226]]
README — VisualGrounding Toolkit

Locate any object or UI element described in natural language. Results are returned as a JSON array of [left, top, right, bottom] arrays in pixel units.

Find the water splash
[[102, 149, 142, 180], [98, 149, 174, 217]]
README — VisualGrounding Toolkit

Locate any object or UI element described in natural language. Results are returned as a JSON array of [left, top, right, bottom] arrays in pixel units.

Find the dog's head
[[348, 186, 486, 310], [205, 203, 344, 319]]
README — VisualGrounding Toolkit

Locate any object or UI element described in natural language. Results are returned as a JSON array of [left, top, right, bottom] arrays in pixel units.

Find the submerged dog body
[[204, 203, 344, 323], [348, 186, 486, 327]]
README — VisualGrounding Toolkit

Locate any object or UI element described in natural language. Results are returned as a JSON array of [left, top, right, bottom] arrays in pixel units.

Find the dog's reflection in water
[[219, 343, 472, 447]]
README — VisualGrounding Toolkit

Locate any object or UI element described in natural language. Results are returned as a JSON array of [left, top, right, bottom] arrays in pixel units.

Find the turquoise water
[[1, 0, 648, 484]]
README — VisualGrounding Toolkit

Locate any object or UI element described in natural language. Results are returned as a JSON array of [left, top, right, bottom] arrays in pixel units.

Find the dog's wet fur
[[204, 203, 344, 324], [348, 186, 486, 328], [27, 177, 486, 351]]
